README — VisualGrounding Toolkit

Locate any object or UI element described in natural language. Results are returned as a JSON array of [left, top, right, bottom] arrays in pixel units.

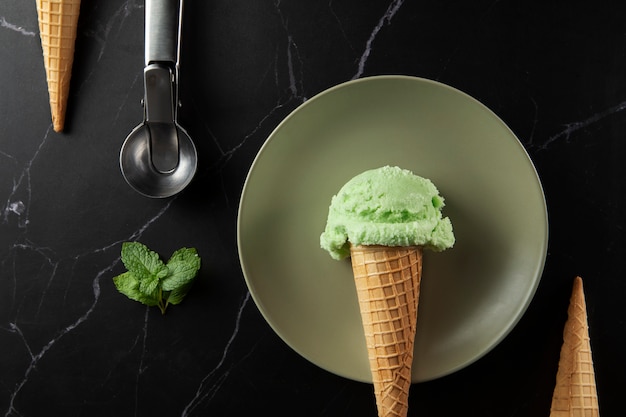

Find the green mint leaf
[[114, 243, 201, 314], [156, 268, 169, 280], [113, 271, 160, 306], [138, 274, 161, 295], [164, 282, 193, 306], [161, 247, 201, 292], [121, 242, 168, 283]]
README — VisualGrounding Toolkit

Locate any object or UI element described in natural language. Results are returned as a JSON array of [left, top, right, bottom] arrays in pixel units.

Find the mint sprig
[[113, 242, 201, 314]]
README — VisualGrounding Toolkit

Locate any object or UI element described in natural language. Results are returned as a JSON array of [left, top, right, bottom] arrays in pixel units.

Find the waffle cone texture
[[550, 276, 599, 417], [350, 245, 422, 417], [36, 0, 81, 132]]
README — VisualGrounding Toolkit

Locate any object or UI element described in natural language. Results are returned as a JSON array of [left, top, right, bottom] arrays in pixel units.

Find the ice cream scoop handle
[[145, 0, 180, 65]]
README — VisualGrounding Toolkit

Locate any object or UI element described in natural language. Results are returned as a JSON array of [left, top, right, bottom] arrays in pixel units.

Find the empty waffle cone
[[36, 0, 81, 132], [550, 276, 599, 417], [350, 245, 422, 417]]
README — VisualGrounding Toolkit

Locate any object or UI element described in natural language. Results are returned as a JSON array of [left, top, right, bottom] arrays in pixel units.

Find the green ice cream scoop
[[320, 166, 455, 260]]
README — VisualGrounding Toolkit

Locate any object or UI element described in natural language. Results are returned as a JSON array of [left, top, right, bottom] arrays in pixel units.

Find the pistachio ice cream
[[320, 165, 455, 259]]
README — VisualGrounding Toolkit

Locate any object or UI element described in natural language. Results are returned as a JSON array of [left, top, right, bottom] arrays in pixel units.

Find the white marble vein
[[113, 72, 142, 127], [5, 323, 34, 360], [0, 149, 18, 163], [2, 197, 174, 416], [212, 0, 405, 176], [84, 0, 143, 62], [286, 35, 304, 100], [134, 307, 151, 417], [3, 261, 112, 417], [11, 241, 59, 320], [208, 0, 409, 206], [525, 96, 539, 147], [76, 1, 143, 97], [80, 200, 174, 259], [3, 240, 55, 317], [352, 0, 405, 79], [208, 1, 308, 175], [328, 0, 355, 53], [209, 41, 298, 174], [5, 201, 25, 217], [2, 125, 52, 228], [180, 291, 251, 417], [539, 99, 626, 150], [216, 97, 286, 171], [273, 0, 305, 102], [0, 16, 36, 37]]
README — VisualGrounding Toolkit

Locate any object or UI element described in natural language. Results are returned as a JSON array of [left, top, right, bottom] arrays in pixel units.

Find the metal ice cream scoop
[[120, 0, 197, 198]]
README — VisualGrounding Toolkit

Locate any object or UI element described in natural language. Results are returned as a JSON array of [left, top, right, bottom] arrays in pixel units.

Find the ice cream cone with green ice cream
[[320, 166, 455, 417]]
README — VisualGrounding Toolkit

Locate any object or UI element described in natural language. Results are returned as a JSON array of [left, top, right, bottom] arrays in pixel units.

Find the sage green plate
[[237, 75, 548, 383]]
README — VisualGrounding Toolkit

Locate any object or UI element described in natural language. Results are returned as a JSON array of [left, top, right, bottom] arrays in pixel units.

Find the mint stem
[[158, 302, 167, 315], [157, 288, 167, 315]]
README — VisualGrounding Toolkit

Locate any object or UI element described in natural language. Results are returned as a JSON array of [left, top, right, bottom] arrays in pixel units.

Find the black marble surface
[[1, 1, 625, 416]]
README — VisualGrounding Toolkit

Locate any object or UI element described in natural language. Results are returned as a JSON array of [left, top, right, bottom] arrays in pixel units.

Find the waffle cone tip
[[53, 115, 64, 133], [550, 276, 599, 417], [349, 245, 423, 417]]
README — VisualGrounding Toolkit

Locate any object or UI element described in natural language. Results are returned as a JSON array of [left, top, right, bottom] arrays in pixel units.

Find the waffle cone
[[36, 0, 81, 132], [350, 245, 422, 417], [550, 276, 599, 417]]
